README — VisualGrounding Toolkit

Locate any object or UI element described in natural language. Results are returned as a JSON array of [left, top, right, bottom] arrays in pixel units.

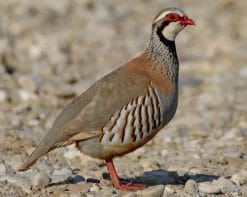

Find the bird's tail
[[17, 139, 53, 171], [17, 129, 66, 171]]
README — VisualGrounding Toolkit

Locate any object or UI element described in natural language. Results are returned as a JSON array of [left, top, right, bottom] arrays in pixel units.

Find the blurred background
[[0, 0, 246, 196]]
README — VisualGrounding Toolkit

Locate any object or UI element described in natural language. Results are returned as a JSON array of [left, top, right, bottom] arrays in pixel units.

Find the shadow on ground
[[48, 169, 219, 188], [103, 169, 219, 186]]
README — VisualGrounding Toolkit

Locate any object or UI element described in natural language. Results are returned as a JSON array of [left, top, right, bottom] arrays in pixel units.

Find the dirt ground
[[0, 0, 246, 196]]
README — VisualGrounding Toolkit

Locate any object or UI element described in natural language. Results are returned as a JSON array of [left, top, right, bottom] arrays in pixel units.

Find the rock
[[71, 175, 85, 184], [31, 170, 51, 188], [63, 144, 82, 160], [68, 194, 81, 197], [213, 176, 240, 194], [184, 179, 198, 193], [136, 185, 164, 197], [98, 188, 114, 196], [67, 183, 88, 194], [241, 185, 247, 197], [140, 170, 176, 185], [85, 160, 100, 171], [0, 90, 7, 102], [86, 178, 100, 183], [122, 193, 137, 197], [5, 164, 16, 175], [163, 185, 175, 196], [140, 158, 159, 171], [0, 163, 7, 175], [18, 76, 38, 93], [18, 89, 37, 101], [0, 174, 31, 193], [198, 182, 221, 194], [53, 168, 72, 176], [89, 184, 100, 192], [231, 173, 247, 186], [35, 160, 54, 174], [53, 190, 70, 197], [51, 174, 72, 184], [13, 103, 31, 114]]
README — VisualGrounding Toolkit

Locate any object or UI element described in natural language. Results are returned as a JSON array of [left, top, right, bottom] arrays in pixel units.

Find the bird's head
[[152, 8, 195, 41]]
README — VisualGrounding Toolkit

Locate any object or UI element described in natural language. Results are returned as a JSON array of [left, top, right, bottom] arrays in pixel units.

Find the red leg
[[105, 159, 145, 191]]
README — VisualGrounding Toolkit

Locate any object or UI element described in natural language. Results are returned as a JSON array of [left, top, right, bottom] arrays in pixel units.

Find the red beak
[[180, 16, 195, 26]]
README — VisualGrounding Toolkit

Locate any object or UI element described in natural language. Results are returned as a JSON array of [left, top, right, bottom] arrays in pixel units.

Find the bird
[[18, 7, 195, 191]]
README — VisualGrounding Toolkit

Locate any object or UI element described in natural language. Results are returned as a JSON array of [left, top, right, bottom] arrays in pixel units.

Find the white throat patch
[[161, 21, 184, 41]]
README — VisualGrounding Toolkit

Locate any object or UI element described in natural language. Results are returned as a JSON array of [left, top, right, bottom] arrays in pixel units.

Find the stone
[[163, 185, 175, 196], [241, 185, 247, 197], [89, 184, 100, 192], [136, 185, 164, 197], [0, 174, 31, 193], [198, 182, 221, 194], [63, 144, 82, 160], [122, 193, 137, 197], [98, 188, 114, 196], [51, 174, 72, 184], [85, 160, 100, 171], [31, 170, 51, 188], [0, 163, 7, 175], [213, 176, 240, 194], [231, 173, 247, 186], [184, 179, 198, 193], [67, 183, 88, 194], [18, 89, 37, 101], [53, 168, 72, 176], [18, 76, 38, 93], [0, 90, 7, 103]]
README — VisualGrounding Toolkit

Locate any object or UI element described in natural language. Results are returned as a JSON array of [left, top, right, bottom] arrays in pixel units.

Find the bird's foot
[[114, 182, 145, 191], [105, 159, 145, 191]]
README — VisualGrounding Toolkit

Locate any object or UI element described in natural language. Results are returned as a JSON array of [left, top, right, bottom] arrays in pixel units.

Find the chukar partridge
[[19, 7, 195, 191]]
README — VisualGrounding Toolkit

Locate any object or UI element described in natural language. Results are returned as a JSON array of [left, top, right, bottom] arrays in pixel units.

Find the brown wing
[[18, 53, 151, 171]]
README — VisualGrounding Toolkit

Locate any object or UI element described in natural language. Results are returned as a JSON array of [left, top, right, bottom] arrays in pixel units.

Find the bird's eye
[[166, 13, 180, 22]]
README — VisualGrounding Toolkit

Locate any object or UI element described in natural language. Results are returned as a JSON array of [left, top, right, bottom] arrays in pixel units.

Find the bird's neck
[[146, 30, 179, 83]]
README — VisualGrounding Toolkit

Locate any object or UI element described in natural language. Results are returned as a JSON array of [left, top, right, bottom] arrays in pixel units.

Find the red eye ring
[[165, 13, 180, 22]]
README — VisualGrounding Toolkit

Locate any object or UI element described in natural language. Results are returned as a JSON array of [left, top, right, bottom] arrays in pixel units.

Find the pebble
[[122, 193, 137, 197], [0, 174, 31, 193], [53, 168, 72, 176], [63, 145, 82, 160], [18, 76, 38, 93], [241, 185, 247, 197], [198, 182, 221, 194], [231, 173, 247, 186], [31, 170, 51, 188], [163, 185, 175, 195], [67, 183, 88, 194], [0, 90, 7, 102], [136, 185, 164, 197], [212, 176, 240, 194], [85, 160, 100, 171], [13, 103, 31, 114], [184, 179, 198, 193], [0, 163, 7, 175], [51, 174, 72, 184], [89, 184, 100, 192], [97, 188, 114, 196], [68, 194, 81, 197], [18, 89, 37, 101]]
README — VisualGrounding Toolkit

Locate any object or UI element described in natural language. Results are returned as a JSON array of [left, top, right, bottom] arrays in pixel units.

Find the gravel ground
[[0, 0, 246, 196]]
